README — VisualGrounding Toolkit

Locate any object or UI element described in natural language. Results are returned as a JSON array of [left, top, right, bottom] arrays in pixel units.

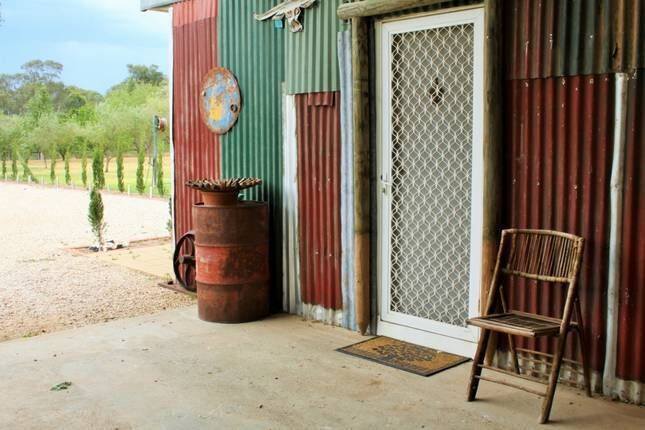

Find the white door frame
[[375, 8, 485, 358]]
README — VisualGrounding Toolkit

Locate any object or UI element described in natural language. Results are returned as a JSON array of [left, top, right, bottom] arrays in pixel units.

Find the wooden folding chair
[[466, 229, 591, 424]]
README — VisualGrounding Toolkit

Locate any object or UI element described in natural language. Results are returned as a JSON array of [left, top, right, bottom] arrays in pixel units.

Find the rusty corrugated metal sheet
[[504, 0, 644, 80], [503, 74, 614, 373], [218, 0, 285, 310], [172, 0, 220, 240], [296, 92, 342, 312], [284, 0, 345, 95], [172, 0, 217, 25], [617, 70, 645, 384]]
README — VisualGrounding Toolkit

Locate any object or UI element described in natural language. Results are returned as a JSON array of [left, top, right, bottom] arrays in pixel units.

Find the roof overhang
[[140, 0, 179, 12], [337, 0, 451, 19]]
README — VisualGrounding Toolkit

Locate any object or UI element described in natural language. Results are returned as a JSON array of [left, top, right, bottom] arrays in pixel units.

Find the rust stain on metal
[[192, 201, 270, 323], [296, 92, 342, 311], [172, 231, 196, 292], [503, 74, 613, 373], [504, 0, 644, 80], [199, 67, 241, 135], [186, 177, 262, 192], [172, 0, 221, 243]]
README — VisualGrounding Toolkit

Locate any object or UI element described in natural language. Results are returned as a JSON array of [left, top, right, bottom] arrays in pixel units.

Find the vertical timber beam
[[482, 0, 502, 311], [482, 0, 502, 363], [352, 17, 371, 334], [603, 72, 629, 397]]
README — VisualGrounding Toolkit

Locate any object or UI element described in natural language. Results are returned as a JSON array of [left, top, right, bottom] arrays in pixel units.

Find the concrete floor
[[1, 307, 643, 430], [88, 240, 174, 280]]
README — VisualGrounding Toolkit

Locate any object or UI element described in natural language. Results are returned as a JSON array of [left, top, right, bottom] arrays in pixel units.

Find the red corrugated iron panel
[[617, 70, 645, 383], [172, 0, 218, 26], [504, 74, 613, 372], [504, 0, 644, 80], [172, 0, 220, 240], [296, 92, 342, 310]]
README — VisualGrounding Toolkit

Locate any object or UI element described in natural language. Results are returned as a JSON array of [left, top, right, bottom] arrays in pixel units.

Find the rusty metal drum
[[192, 201, 270, 323]]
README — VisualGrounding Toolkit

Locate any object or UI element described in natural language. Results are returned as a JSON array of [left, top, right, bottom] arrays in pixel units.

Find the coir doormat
[[337, 336, 469, 377]]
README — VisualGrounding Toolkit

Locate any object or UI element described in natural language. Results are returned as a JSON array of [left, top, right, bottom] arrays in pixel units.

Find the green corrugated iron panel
[[218, 0, 285, 309], [505, 0, 644, 80], [285, 0, 346, 94]]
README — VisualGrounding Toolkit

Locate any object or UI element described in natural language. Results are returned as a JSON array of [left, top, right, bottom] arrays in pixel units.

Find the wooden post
[[352, 17, 371, 335], [482, 0, 503, 363], [481, 0, 502, 312]]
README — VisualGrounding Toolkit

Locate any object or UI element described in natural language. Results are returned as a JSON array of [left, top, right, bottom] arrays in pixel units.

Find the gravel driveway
[[0, 182, 194, 341]]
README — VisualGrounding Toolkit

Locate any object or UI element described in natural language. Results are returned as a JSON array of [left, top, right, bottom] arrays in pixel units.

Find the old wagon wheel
[[173, 231, 196, 292]]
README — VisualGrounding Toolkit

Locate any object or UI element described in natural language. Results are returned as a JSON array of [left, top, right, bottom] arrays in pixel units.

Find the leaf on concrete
[[50, 381, 72, 391]]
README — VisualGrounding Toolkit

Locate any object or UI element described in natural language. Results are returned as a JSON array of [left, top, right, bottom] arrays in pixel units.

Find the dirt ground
[[0, 182, 193, 342]]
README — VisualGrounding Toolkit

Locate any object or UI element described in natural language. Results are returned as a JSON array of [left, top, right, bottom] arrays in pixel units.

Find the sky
[[0, 0, 170, 94]]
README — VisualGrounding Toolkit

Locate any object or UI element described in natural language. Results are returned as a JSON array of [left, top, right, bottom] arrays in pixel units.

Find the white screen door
[[376, 9, 484, 358]]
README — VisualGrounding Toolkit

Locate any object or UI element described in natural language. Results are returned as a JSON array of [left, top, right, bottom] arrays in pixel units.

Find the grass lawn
[[21, 155, 171, 198]]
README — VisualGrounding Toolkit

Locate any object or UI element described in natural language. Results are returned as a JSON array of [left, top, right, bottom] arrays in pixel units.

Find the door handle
[[380, 177, 391, 194]]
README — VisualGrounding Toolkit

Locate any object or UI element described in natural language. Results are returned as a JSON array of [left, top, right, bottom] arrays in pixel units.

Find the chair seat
[[467, 311, 561, 337]]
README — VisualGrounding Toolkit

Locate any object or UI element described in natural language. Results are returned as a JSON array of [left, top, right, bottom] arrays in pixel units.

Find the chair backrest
[[500, 229, 584, 284]]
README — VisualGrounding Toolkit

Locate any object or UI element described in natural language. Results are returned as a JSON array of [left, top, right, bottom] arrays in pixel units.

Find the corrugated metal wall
[[295, 92, 343, 314], [172, 0, 220, 240], [503, 75, 613, 373], [218, 0, 285, 310], [165, 0, 645, 402], [501, 0, 644, 397], [617, 70, 645, 384], [505, 0, 644, 80], [284, 0, 345, 94]]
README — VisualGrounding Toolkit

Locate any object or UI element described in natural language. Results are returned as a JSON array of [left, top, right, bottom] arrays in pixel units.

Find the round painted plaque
[[199, 67, 241, 135]]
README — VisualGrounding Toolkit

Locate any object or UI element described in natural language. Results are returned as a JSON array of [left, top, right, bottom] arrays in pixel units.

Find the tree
[[49, 144, 56, 183], [116, 150, 124, 192], [0, 60, 101, 116], [136, 145, 145, 194], [64, 148, 71, 185], [20, 60, 63, 84], [0, 74, 20, 114], [10, 145, 17, 180], [23, 113, 75, 170], [126, 64, 166, 86], [0, 115, 35, 181], [92, 147, 105, 189], [62, 87, 101, 125], [80, 142, 88, 188], [0, 115, 17, 177], [156, 151, 164, 196], [25, 86, 53, 128], [88, 189, 106, 250]]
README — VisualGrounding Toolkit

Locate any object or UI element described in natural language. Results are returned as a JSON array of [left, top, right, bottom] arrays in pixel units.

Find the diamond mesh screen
[[388, 23, 474, 327]]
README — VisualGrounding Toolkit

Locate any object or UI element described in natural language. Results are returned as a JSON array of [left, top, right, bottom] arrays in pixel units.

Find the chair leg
[[575, 300, 592, 397], [507, 334, 520, 374], [467, 329, 490, 401], [539, 331, 569, 424]]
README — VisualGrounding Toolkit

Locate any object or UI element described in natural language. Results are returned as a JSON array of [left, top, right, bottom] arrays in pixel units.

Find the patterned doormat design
[[337, 336, 470, 376]]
